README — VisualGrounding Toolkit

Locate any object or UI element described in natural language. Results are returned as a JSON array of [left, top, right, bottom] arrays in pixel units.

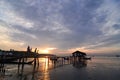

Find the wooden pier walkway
[[0, 49, 91, 79]]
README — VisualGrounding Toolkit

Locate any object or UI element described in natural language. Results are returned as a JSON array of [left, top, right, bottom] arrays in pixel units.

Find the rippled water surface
[[0, 57, 120, 80]]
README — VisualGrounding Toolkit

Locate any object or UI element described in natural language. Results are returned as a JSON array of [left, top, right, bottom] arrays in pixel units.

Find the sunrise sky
[[0, 0, 120, 55]]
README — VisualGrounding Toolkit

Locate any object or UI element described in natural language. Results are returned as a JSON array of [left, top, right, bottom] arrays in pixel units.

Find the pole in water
[[18, 58, 21, 74]]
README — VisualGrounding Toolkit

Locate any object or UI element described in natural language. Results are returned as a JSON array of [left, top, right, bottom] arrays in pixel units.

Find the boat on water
[[83, 57, 91, 60], [0, 57, 18, 63], [0, 60, 34, 64], [0, 55, 34, 64]]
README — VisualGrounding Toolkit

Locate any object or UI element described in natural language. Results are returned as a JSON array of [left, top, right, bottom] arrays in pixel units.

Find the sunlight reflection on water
[[37, 58, 50, 80]]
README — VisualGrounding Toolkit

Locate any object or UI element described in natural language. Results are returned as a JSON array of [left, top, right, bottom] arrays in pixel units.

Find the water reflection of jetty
[[72, 59, 87, 69], [0, 47, 91, 79]]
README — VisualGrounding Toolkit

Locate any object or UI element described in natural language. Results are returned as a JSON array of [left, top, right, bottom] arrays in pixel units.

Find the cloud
[[0, 21, 25, 50], [0, 0, 120, 54], [0, 1, 34, 29]]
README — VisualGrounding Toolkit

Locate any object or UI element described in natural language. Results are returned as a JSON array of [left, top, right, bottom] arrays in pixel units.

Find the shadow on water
[[0, 62, 5, 80], [72, 60, 87, 69]]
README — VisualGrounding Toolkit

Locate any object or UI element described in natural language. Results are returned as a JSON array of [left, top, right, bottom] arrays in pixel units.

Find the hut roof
[[72, 51, 86, 55]]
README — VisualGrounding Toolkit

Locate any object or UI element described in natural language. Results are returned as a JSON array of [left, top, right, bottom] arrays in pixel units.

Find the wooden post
[[33, 57, 37, 71], [18, 58, 21, 74], [0, 55, 5, 73], [37, 58, 39, 67], [21, 57, 25, 75]]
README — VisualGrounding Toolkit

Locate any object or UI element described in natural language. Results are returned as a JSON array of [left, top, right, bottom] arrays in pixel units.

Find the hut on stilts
[[72, 51, 86, 62]]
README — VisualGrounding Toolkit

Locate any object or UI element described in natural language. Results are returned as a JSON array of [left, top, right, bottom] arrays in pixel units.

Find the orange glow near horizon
[[39, 48, 56, 54], [40, 49, 49, 53]]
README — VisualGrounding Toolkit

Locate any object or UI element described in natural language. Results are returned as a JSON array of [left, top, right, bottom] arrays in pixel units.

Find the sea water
[[0, 57, 120, 80]]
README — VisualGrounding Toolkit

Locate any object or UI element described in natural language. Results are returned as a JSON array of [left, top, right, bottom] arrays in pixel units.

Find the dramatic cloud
[[0, 0, 120, 55]]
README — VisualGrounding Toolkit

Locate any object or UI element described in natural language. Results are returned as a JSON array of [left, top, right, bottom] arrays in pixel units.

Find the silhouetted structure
[[72, 51, 88, 68], [72, 51, 86, 57], [27, 46, 31, 52], [72, 51, 87, 62], [34, 48, 37, 53]]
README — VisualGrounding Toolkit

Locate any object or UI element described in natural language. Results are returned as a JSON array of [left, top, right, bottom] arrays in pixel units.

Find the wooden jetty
[[0, 46, 56, 76], [0, 47, 91, 78]]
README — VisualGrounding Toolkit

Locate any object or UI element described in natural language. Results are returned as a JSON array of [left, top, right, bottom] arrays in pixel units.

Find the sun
[[41, 49, 49, 53]]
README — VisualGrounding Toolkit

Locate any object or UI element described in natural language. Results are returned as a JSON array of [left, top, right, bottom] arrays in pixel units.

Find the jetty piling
[[17, 58, 21, 74]]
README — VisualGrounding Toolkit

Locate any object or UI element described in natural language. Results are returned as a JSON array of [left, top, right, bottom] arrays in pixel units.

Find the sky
[[0, 0, 120, 55]]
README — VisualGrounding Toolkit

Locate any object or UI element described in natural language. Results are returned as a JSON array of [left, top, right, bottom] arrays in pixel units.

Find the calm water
[[0, 57, 120, 80]]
